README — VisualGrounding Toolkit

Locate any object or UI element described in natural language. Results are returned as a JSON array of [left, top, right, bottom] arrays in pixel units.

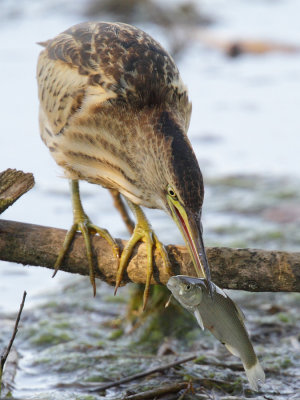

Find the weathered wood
[[0, 219, 299, 292], [0, 169, 34, 214]]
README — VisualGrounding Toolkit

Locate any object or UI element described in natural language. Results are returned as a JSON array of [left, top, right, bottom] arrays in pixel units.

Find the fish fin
[[194, 308, 204, 330], [225, 343, 240, 358], [165, 294, 172, 308], [233, 302, 246, 323], [215, 285, 227, 298], [245, 360, 265, 392], [215, 285, 246, 323]]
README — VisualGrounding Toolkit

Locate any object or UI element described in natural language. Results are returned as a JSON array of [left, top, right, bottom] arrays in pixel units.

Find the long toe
[[114, 222, 171, 310], [53, 219, 119, 296]]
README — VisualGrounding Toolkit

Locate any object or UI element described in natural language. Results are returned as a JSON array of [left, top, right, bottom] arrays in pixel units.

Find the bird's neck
[[68, 104, 186, 209]]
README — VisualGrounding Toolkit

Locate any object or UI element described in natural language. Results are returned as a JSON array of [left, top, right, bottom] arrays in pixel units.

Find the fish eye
[[167, 186, 177, 199], [185, 284, 191, 291]]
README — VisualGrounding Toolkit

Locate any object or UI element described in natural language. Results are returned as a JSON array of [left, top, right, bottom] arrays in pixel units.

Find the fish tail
[[244, 359, 265, 391]]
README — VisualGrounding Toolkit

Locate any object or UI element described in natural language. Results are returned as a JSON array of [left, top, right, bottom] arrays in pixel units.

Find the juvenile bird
[[37, 22, 212, 307]]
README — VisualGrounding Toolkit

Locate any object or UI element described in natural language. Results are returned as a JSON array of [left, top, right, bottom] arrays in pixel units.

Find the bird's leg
[[109, 189, 135, 235], [115, 200, 172, 310], [53, 180, 119, 295]]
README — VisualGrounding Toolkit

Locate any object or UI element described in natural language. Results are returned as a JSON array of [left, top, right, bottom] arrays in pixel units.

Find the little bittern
[[37, 22, 212, 306]]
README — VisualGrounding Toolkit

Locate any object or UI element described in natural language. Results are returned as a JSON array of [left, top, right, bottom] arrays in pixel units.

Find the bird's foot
[[114, 204, 171, 310], [53, 212, 119, 296]]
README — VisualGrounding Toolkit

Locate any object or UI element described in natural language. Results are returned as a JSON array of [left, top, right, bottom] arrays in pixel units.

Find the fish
[[166, 275, 265, 391]]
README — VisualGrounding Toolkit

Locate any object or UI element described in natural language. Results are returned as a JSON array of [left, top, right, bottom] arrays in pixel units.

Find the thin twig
[[0, 291, 27, 369], [91, 354, 196, 392], [0, 291, 27, 393], [125, 382, 188, 399], [177, 379, 194, 400]]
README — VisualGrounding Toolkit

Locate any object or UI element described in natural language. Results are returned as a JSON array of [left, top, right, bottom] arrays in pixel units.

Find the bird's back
[[37, 22, 190, 133]]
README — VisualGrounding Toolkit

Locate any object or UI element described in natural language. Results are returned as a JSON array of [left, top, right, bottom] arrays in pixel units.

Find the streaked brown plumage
[[37, 22, 212, 305]]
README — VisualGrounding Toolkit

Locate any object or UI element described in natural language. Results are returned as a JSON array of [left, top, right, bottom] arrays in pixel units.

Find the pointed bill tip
[[182, 212, 213, 296], [168, 201, 213, 295], [206, 280, 214, 300]]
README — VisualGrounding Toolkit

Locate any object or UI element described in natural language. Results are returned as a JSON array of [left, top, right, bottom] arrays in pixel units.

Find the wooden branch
[[0, 219, 299, 292], [0, 169, 34, 214]]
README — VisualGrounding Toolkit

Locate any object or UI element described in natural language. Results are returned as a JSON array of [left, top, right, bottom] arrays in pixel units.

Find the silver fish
[[167, 275, 265, 391]]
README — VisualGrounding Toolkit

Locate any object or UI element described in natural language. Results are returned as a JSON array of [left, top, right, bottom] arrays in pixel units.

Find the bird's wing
[[37, 49, 85, 135], [37, 33, 116, 136]]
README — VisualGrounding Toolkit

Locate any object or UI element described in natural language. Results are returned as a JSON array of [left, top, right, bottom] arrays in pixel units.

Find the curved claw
[[52, 218, 120, 296], [114, 227, 143, 296], [114, 216, 171, 310], [80, 220, 97, 297], [53, 219, 119, 297], [53, 180, 119, 296], [88, 223, 120, 261], [52, 223, 78, 278], [152, 232, 172, 276], [143, 230, 154, 310]]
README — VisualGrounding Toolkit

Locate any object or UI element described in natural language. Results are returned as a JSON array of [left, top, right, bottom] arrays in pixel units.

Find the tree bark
[[0, 219, 299, 292], [0, 169, 34, 214]]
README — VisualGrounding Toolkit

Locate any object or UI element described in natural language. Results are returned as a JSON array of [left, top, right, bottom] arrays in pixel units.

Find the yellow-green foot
[[53, 180, 119, 295], [114, 201, 171, 310]]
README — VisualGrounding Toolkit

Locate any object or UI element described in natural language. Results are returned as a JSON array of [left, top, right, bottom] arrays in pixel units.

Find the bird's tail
[[244, 359, 265, 392], [36, 40, 51, 47]]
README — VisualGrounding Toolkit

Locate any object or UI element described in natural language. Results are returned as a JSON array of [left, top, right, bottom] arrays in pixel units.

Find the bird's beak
[[167, 199, 212, 295]]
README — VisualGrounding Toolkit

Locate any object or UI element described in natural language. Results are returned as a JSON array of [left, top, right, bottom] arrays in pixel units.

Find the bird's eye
[[167, 186, 177, 198], [185, 284, 191, 291]]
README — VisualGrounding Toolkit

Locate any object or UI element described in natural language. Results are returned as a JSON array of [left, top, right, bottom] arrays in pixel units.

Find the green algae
[[30, 331, 72, 346], [103, 295, 128, 304], [277, 313, 292, 324], [280, 358, 292, 369], [108, 328, 124, 340]]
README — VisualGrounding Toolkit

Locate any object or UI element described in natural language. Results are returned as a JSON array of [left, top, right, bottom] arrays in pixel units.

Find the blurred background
[[0, 0, 299, 398]]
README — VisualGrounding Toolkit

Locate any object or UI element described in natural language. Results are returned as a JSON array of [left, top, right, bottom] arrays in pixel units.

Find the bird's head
[[165, 180, 212, 291], [154, 110, 212, 289]]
